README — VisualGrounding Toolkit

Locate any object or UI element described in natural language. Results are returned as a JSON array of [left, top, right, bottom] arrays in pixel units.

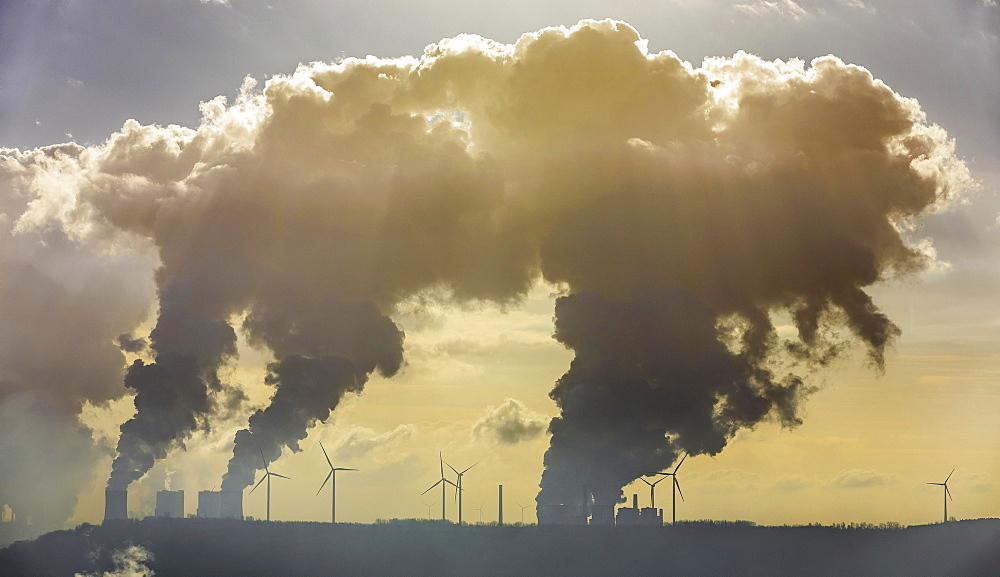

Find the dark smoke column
[[107, 296, 238, 491], [221, 300, 404, 494], [536, 290, 810, 523]]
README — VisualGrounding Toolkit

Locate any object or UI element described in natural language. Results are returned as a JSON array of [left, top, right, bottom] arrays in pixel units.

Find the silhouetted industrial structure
[[155, 490, 184, 518], [615, 494, 663, 526], [197, 491, 221, 518], [104, 490, 127, 522], [220, 490, 244, 519], [537, 485, 590, 525]]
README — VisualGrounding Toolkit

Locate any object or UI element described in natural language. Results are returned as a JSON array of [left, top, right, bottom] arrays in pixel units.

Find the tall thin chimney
[[632, 494, 638, 509], [498, 485, 503, 526], [104, 489, 128, 522]]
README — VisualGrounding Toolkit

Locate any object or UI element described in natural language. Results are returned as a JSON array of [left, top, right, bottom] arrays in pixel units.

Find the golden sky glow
[[1, 2, 998, 534]]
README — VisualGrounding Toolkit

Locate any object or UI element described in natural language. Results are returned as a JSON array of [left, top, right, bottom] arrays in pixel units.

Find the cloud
[[1, 18, 971, 516], [965, 471, 994, 493], [116, 333, 148, 354], [830, 469, 896, 488], [733, 0, 810, 20], [772, 474, 813, 492], [472, 399, 549, 445], [331, 424, 416, 465], [840, 0, 875, 13]]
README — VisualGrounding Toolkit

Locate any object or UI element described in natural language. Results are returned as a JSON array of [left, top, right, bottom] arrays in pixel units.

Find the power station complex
[[105, 488, 663, 526]]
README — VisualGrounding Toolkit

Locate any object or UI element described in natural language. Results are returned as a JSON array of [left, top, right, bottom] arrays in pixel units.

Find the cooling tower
[[104, 489, 128, 522]]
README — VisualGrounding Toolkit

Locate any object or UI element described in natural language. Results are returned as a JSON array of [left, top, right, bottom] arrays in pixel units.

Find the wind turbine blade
[[652, 477, 668, 486], [319, 441, 334, 469], [675, 477, 685, 502], [249, 475, 266, 495], [317, 470, 333, 495], [257, 443, 271, 475], [928, 482, 943, 486], [439, 452, 444, 479], [945, 469, 955, 483], [333, 468, 358, 472], [271, 473, 291, 480], [445, 461, 459, 476], [444, 478, 459, 489], [640, 478, 653, 487], [673, 453, 688, 474], [946, 486, 953, 501], [461, 462, 478, 474], [421, 479, 443, 495]]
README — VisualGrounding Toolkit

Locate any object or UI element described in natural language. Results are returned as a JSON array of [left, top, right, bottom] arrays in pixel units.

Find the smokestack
[[220, 490, 243, 519], [497, 485, 503, 526], [632, 494, 638, 509], [104, 489, 127, 522], [155, 490, 184, 518]]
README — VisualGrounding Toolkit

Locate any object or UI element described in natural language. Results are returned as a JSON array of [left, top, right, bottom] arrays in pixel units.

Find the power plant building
[[615, 496, 663, 526], [197, 491, 221, 518], [104, 489, 128, 522], [155, 490, 184, 518], [537, 485, 590, 525], [220, 490, 243, 519]]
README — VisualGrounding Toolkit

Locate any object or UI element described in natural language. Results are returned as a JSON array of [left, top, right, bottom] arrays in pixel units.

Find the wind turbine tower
[[659, 453, 687, 524], [445, 460, 477, 525], [422, 499, 436, 519], [640, 474, 670, 510], [249, 445, 291, 522], [516, 501, 530, 524], [927, 469, 955, 523], [317, 441, 357, 523], [421, 452, 459, 521]]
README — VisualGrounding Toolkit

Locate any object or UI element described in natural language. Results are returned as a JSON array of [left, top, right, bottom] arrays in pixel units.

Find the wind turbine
[[248, 445, 290, 522], [473, 502, 485, 523], [927, 469, 954, 523], [421, 499, 437, 519], [421, 452, 459, 521], [640, 474, 671, 510], [316, 441, 357, 523], [659, 453, 687, 524], [444, 460, 477, 525], [515, 501, 530, 524]]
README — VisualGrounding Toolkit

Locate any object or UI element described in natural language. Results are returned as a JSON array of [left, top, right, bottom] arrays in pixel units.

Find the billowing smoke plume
[[0, 145, 154, 531], [222, 302, 403, 491], [4, 20, 970, 508]]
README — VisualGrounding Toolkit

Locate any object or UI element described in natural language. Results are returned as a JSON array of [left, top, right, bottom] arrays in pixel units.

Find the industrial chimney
[[497, 485, 503, 526], [104, 489, 128, 522]]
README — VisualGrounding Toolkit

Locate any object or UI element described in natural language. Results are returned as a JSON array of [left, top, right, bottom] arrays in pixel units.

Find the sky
[[0, 0, 998, 532]]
